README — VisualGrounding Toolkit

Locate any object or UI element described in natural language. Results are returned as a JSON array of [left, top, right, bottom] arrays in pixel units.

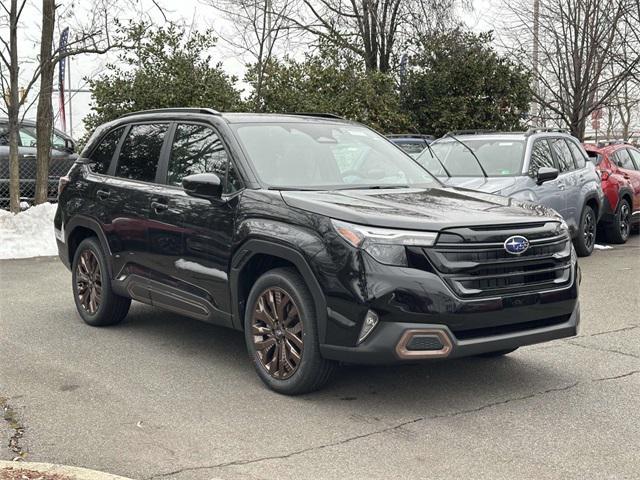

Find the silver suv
[[416, 129, 604, 256]]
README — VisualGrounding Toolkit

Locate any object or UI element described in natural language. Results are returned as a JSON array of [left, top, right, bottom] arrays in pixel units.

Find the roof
[[0, 117, 74, 140]]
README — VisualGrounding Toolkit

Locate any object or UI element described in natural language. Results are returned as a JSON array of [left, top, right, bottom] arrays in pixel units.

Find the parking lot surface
[[1, 236, 639, 480]]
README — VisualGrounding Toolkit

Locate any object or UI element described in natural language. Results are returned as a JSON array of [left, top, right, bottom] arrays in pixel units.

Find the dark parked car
[[0, 118, 77, 208], [416, 130, 604, 256], [387, 134, 435, 157], [55, 109, 580, 394], [583, 142, 640, 243]]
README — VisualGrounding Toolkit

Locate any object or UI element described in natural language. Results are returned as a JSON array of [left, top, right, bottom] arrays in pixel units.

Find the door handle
[[23, 154, 36, 159], [557, 183, 565, 190], [151, 201, 168, 213], [96, 189, 110, 200]]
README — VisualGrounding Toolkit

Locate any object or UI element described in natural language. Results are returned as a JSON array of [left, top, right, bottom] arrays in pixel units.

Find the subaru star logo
[[504, 235, 530, 255]]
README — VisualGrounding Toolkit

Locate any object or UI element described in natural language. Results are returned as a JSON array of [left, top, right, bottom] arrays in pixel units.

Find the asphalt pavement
[[1, 235, 639, 480]]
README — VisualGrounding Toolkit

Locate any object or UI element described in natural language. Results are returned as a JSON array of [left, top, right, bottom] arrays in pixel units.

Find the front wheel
[[606, 198, 631, 244], [573, 205, 596, 257], [244, 268, 335, 395]]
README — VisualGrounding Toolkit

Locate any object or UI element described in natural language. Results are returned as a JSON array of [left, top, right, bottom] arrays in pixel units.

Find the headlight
[[559, 219, 569, 234], [331, 219, 438, 266]]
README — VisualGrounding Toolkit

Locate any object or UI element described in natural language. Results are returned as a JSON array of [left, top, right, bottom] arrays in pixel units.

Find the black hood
[[280, 187, 561, 231]]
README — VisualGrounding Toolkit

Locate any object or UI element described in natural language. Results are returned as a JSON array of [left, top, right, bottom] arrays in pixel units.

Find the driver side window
[[528, 140, 555, 177]]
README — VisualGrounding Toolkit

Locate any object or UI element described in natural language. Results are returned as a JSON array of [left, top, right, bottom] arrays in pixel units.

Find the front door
[[146, 122, 242, 326], [528, 139, 566, 219]]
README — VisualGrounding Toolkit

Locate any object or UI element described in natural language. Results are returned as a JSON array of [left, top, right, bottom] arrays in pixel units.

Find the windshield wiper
[[267, 186, 322, 191], [335, 184, 410, 190], [423, 142, 451, 177], [444, 133, 488, 178]]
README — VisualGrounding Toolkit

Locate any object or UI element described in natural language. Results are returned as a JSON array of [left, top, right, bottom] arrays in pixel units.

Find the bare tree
[[286, 0, 467, 72], [503, 0, 640, 140], [206, 0, 299, 110]]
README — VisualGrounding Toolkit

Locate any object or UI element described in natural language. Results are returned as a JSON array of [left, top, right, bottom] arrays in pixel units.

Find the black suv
[[55, 108, 580, 394]]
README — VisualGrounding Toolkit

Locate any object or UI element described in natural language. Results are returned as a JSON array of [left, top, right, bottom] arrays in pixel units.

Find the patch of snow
[[594, 244, 613, 250], [0, 203, 58, 259], [175, 258, 228, 280]]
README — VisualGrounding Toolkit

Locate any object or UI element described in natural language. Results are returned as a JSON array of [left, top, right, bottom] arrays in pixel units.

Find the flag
[[58, 27, 70, 133]]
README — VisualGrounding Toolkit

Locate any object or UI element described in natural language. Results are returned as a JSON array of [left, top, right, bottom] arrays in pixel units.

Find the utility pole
[[531, 0, 540, 126], [266, 0, 273, 53]]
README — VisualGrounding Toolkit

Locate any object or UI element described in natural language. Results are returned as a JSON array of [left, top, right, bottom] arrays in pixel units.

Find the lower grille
[[453, 314, 572, 340]]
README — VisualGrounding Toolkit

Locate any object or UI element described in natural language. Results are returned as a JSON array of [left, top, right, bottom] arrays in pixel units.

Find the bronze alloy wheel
[[251, 287, 304, 380], [76, 249, 102, 314]]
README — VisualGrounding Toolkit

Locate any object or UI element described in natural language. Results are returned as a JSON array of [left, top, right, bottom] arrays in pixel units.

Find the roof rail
[[524, 127, 567, 136], [289, 112, 345, 120], [445, 129, 497, 136], [118, 108, 221, 119]]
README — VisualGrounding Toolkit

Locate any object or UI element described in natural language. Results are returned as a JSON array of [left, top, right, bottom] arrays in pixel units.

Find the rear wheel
[[573, 205, 596, 257], [72, 237, 130, 326], [244, 268, 335, 395], [606, 198, 631, 244], [477, 348, 518, 358]]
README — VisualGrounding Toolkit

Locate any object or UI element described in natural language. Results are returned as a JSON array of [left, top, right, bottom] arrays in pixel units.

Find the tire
[[605, 198, 631, 244], [71, 237, 131, 326], [573, 205, 596, 257], [477, 348, 518, 358], [244, 267, 335, 395]]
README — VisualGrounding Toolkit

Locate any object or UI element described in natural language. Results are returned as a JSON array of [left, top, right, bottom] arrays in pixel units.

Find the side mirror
[[65, 138, 76, 153], [182, 173, 223, 200], [537, 166, 559, 185]]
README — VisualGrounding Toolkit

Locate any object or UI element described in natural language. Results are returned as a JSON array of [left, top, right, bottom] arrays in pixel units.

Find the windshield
[[417, 138, 525, 177], [233, 123, 438, 189]]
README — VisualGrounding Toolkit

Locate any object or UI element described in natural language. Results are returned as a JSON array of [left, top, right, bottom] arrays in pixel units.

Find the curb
[[0, 461, 133, 480]]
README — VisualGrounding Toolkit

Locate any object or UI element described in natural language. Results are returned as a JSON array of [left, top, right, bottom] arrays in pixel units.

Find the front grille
[[409, 222, 573, 298]]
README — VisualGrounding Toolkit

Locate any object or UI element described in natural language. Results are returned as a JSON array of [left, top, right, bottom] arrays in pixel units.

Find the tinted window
[[0, 123, 9, 145], [528, 139, 555, 177], [167, 124, 237, 192], [90, 127, 124, 174], [628, 149, 640, 170], [566, 140, 586, 168], [616, 149, 636, 170], [115, 124, 168, 182], [550, 138, 574, 172]]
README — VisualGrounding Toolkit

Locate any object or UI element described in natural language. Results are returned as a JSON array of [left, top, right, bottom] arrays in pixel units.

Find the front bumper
[[320, 301, 579, 364]]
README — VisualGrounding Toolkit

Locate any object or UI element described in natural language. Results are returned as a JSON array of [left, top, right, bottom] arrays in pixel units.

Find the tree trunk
[[8, 0, 21, 214], [34, 0, 56, 205]]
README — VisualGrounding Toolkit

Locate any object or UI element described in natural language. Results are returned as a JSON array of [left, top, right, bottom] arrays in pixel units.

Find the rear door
[[622, 148, 640, 213], [145, 121, 242, 326], [99, 122, 171, 283], [527, 138, 566, 218]]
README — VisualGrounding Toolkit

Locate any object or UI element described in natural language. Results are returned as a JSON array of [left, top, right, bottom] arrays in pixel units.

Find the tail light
[[58, 175, 70, 197]]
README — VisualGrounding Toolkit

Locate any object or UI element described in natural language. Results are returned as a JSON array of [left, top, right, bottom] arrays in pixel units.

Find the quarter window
[[115, 123, 169, 182], [167, 123, 239, 193], [616, 149, 636, 170], [550, 139, 574, 172], [528, 139, 555, 177], [566, 140, 586, 169], [89, 127, 124, 174]]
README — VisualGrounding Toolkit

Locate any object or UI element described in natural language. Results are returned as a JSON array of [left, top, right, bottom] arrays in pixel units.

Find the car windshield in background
[[418, 138, 526, 177], [395, 141, 427, 157], [233, 123, 438, 189]]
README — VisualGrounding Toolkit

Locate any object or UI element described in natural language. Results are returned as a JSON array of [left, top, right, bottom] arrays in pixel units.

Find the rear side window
[[0, 123, 9, 145], [550, 138, 574, 172], [115, 123, 169, 182], [566, 140, 586, 169], [167, 123, 240, 193], [628, 149, 640, 170], [528, 139, 555, 177], [615, 149, 636, 170], [585, 150, 603, 166], [89, 127, 124, 174]]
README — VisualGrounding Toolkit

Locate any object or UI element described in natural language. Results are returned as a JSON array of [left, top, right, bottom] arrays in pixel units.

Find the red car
[[583, 143, 640, 243]]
